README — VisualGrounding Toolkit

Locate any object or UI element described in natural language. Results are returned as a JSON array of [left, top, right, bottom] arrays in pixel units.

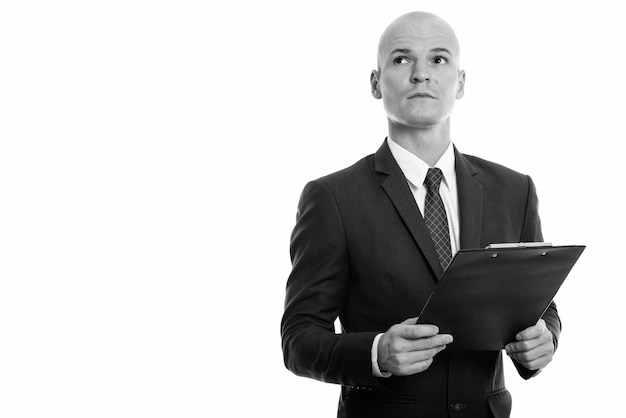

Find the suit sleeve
[[514, 175, 562, 379], [280, 180, 384, 388]]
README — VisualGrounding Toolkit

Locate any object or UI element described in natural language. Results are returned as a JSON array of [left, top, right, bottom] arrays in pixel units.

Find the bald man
[[281, 12, 560, 418]]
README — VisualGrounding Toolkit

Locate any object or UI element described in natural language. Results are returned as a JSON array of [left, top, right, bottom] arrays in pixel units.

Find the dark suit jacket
[[281, 140, 561, 418]]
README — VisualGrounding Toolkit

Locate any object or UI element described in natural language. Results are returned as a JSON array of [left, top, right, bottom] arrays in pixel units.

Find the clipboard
[[416, 243, 585, 351]]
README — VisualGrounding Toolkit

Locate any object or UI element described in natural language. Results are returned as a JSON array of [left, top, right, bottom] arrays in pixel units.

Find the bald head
[[370, 11, 466, 138], [377, 12, 460, 70]]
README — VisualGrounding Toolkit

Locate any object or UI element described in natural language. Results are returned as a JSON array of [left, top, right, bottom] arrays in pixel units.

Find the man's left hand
[[505, 319, 554, 371]]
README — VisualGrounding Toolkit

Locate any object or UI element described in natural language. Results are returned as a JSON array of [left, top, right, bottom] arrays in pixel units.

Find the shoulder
[[461, 152, 526, 178], [305, 153, 378, 193], [460, 152, 532, 189], [317, 154, 376, 183], [296, 152, 381, 211]]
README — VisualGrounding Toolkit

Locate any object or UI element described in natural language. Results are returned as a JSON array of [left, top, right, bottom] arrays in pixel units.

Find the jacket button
[[450, 402, 466, 413]]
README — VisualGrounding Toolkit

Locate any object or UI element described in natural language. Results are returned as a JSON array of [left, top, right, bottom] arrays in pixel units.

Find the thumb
[[536, 318, 546, 331], [401, 317, 419, 325]]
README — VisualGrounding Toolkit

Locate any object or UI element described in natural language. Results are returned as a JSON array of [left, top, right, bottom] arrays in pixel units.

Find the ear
[[456, 70, 466, 99], [370, 70, 382, 99]]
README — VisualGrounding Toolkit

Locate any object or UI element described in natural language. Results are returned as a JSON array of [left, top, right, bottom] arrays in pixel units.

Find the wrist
[[371, 333, 391, 378]]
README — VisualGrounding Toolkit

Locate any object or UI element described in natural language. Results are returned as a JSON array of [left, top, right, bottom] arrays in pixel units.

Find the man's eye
[[433, 56, 448, 64], [393, 56, 410, 64]]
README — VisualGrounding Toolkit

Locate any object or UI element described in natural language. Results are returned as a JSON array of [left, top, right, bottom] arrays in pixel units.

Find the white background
[[1, 1, 623, 417]]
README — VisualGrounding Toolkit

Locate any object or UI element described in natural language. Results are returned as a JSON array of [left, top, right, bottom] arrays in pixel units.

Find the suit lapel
[[375, 141, 444, 278], [454, 148, 483, 249]]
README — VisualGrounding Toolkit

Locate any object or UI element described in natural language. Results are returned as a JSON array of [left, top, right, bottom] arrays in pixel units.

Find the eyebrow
[[389, 47, 454, 56], [389, 48, 411, 55], [431, 47, 453, 55]]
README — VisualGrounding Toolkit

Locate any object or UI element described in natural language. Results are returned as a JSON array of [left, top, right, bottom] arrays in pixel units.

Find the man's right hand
[[377, 317, 453, 376]]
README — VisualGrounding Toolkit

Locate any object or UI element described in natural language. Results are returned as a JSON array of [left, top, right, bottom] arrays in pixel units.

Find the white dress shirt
[[371, 137, 461, 377]]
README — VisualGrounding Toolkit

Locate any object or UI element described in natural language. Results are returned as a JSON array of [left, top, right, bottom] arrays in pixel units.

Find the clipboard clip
[[485, 242, 552, 249]]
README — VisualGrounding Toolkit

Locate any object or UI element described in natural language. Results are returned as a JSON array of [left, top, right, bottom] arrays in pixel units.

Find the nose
[[410, 61, 429, 83]]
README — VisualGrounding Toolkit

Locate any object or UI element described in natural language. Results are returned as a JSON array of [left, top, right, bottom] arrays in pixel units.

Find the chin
[[400, 115, 441, 129]]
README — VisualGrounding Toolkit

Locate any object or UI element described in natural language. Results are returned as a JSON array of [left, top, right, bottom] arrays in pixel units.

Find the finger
[[515, 319, 546, 341], [506, 328, 552, 354], [393, 357, 435, 376], [396, 324, 440, 339], [386, 334, 452, 358], [508, 350, 553, 371], [402, 343, 449, 363], [393, 334, 453, 354], [407, 334, 453, 351], [379, 332, 451, 367], [506, 344, 539, 361], [392, 344, 451, 376], [506, 340, 553, 363], [401, 317, 419, 325], [505, 337, 541, 354], [382, 338, 451, 376]]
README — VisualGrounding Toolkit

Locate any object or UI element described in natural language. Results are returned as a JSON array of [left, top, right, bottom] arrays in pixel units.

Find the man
[[281, 11, 560, 418]]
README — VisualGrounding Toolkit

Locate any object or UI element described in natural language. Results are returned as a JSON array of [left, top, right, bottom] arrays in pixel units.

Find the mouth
[[407, 92, 436, 99]]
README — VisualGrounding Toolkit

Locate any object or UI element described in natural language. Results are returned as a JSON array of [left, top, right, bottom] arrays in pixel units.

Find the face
[[371, 14, 465, 129]]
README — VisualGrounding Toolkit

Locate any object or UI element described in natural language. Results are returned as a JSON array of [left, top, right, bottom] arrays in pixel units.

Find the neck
[[387, 120, 451, 166]]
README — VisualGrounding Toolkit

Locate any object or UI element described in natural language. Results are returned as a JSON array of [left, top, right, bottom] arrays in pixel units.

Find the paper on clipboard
[[416, 243, 585, 351]]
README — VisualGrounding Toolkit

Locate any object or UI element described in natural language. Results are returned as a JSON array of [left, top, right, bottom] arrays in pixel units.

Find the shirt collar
[[387, 137, 456, 190]]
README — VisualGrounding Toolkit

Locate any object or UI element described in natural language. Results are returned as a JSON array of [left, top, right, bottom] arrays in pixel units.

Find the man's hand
[[377, 317, 453, 376], [505, 319, 554, 371]]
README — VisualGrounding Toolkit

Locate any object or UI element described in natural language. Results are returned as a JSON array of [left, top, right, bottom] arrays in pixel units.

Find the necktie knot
[[424, 167, 444, 193]]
